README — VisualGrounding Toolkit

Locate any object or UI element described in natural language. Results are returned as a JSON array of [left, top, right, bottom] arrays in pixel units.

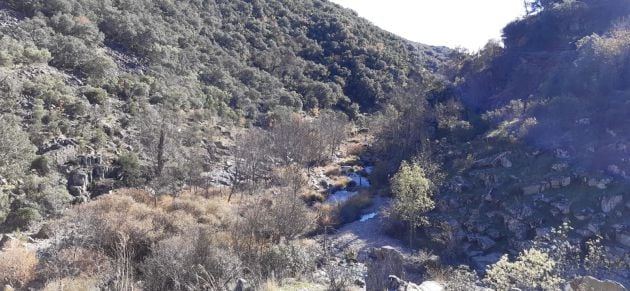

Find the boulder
[[473, 152, 511, 169], [522, 184, 540, 195], [3, 285, 14, 291], [601, 195, 623, 213], [417, 281, 444, 291], [565, 276, 627, 291], [469, 235, 496, 251]]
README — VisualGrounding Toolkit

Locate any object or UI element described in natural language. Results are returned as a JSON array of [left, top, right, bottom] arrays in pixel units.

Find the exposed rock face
[[367, 246, 405, 291], [565, 276, 627, 291], [601, 195, 623, 213]]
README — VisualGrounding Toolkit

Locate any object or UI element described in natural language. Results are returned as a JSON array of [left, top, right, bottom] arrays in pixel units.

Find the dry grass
[[0, 240, 38, 288]]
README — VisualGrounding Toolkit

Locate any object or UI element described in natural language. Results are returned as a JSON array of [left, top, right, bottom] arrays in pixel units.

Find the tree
[[390, 161, 435, 246], [315, 110, 348, 157], [0, 115, 36, 181]]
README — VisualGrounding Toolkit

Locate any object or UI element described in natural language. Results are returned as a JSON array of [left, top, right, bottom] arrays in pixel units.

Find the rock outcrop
[[565, 276, 627, 291]]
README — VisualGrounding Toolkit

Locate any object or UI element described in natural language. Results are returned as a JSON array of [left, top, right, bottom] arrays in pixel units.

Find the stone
[[3, 285, 14, 291], [522, 184, 540, 195], [354, 278, 365, 288], [468, 235, 496, 251], [417, 281, 444, 291], [565, 276, 627, 291], [561, 176, 571, 187], [551, 199, 572, 216], [552, 162, 569, 172], [601, 195, 623, 213]]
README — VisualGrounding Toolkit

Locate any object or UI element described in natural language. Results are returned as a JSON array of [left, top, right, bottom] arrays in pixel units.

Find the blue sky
[[330, 0, 527, 51]]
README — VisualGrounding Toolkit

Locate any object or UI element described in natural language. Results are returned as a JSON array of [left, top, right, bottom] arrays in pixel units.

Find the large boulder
[[565, 276, 627, 291]]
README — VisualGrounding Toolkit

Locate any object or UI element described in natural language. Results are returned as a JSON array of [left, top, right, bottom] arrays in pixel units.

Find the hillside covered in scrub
[[0, 0, 630, 290], [0, 0, 447, 229]]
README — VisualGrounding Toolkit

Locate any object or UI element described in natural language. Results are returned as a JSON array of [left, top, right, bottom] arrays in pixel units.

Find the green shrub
[[6, 207, 42, 230], [117, 152, 144, 187], [31, 156, 51, 176], [83, 86, 108, 105]]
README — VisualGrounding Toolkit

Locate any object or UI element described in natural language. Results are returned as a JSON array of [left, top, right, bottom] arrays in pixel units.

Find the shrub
[[31, 156, 51, 176], [83, 86, 108, 105], [4, 207, 42, 230], [117, 152, 144, 187], [0, 240, 38, 288], [338, 191, 372, 224], [484, 248, 564, 290], [39, 246, 113, 283], [142, 228, 243, 291], [259, 239, 319, 280]]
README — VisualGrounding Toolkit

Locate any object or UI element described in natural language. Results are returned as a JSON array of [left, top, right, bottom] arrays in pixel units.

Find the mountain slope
[[0, 0, 447, 229]]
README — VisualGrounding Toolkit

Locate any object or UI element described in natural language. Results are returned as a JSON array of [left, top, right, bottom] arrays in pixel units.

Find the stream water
[[325, 162, 378, 222]]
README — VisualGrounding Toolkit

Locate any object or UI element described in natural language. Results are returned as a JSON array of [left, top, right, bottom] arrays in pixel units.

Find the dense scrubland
[[0, 0, 629, 290]]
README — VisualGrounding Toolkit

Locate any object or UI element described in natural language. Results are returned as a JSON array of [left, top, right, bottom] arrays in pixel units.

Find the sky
[[329, 0, 527, 51]]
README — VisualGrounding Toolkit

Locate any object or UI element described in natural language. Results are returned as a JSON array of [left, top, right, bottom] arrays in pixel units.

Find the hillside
[[0, 0, 448, 229], [0, 0, 629, 290], [409, 0, 630, 285]]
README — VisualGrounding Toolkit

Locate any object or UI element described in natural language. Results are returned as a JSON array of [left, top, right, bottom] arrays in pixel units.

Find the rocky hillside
[[411, 0, 630, 282], [0, 0, 448, 230]]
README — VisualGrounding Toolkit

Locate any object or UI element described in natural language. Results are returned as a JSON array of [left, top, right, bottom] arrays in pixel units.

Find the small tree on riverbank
[[390, 161, 435, 246]]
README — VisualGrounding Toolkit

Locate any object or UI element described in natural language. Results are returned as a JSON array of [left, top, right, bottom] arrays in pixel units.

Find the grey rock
[[522, 184, 540, 195], [601, 195, 623, 213], [565, 276, 627, 291]]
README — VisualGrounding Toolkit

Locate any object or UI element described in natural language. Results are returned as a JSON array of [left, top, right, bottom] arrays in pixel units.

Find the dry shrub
[[0, 240, 38, 288], [301, 190, 325, 204], [316, 204, 340, 227], [338, 191, 373, 224], [115, 188, 155, 205], [42, 277, 100, 291], [39, 246, 112, 282], [165, 193, 234, 227], [142, 227, 243, 291], [56, 194, 188, 258]]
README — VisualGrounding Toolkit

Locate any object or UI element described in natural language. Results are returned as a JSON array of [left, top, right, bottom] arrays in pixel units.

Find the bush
[[31, 156, 51, 176], [338, 191, 373, 224], [484, 248, 564, 290], [142, 228, 243, 291], [4, 207, 42, 230], [83, 86, 108, 105], [0, 240, 38, 288], [117, 152, 144, 187], [259, 239, 319, 280]]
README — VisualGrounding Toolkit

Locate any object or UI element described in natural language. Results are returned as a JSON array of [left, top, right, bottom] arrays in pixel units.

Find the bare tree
[[315, 111, 348, 158]]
